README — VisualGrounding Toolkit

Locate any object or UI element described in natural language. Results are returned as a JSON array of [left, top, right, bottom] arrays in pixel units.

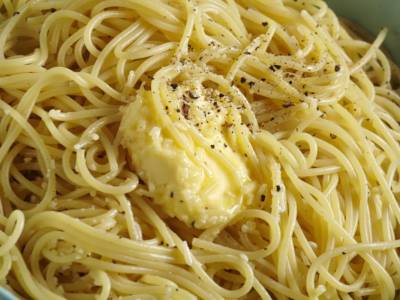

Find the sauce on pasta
[[0, 0, 399, 299]]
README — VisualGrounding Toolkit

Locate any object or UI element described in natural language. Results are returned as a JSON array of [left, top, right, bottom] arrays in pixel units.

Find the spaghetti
[[0, 0, 399, 299]]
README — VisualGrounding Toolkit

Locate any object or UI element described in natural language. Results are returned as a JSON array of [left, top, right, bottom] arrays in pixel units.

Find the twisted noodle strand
[[0, 0, 399, 299]]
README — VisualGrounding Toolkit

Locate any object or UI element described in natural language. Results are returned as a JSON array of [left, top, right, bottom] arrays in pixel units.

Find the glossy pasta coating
[[0, 0, 399, 299]]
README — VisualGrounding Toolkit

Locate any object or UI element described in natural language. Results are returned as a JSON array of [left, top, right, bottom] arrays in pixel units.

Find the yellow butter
[[121, 86, 256, 228]]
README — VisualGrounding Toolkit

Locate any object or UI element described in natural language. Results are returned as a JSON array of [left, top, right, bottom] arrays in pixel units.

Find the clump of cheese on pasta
[[1, 0, 400, 299], [121, 67, 257, 228]]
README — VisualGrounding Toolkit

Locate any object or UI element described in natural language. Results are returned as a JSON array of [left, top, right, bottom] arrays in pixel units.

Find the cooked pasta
[[0, 0, 399, 299]]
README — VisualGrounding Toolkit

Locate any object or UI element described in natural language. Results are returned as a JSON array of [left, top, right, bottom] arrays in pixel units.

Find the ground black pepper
[[189, 91, 200, 99], [182, 102, 190, 119]]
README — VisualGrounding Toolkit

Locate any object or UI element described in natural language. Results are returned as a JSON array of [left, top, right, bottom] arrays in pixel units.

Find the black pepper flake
[[13, 11, 20, 15], [330, 133, 337, 139], [210, 144, 215, 149], [170, 83, 178, 90], [289, 80, 293, 85], [270, 117, 275, 121], [240, 77, 246, 83], [262, 21, 268, 26], [335, 65, 341, 72], [248, 81, 256, 88], [182, 102, 190, 119], [261, 78, 266, 82], [219, 93, 224, 98], [244, 51, 251, 55], [269, 65, 276, 72], [304, 91, 309, 96], [176, 109, 181, 113], [189, 91, 200, 99], [282, 102, 294, 108], [165, 105, 169, 110], [276, 185, 281, 192], [274, 64, 281, 70], [223, 143, 228, 148], [261, 194, 266, 202], [170, 192, 174, 198]]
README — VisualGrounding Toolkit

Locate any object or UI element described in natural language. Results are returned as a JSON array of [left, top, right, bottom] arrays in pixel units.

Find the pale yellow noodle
[[0, 0, 399, 299]]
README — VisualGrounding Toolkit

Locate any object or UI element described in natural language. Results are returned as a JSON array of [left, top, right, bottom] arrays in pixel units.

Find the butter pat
[[120, 85, 256, 228]]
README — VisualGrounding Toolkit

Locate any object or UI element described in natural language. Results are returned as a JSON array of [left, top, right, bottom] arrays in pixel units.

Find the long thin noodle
[[0, 0, 399, 299]]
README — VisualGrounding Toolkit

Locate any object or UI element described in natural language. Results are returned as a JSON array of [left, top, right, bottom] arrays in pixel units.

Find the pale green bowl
[[325, 0, 400, 64], [0, 1, 399, 300], [0, 289, 17, 300]]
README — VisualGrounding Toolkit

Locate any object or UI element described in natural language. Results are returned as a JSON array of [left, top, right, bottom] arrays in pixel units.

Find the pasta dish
[[0, 0, 399, 299]]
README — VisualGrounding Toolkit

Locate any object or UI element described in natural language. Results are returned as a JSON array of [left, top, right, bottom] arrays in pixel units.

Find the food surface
[[121, 87, 255, 228], [0, 0, 399, 299]]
